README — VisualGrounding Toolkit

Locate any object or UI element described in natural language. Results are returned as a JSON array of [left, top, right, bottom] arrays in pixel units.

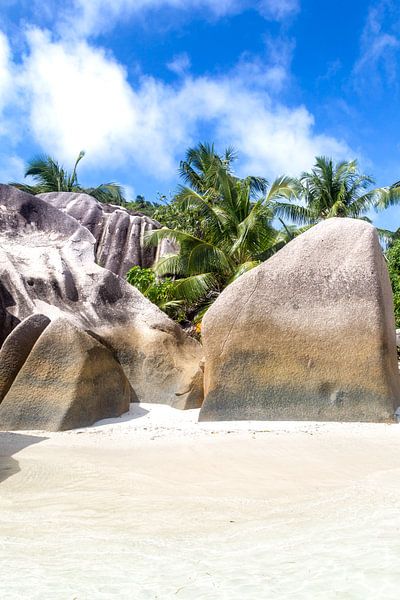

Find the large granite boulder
[[0, 185, 203, 418], [199, 218, 400, 422], [38, 191, 172, 277], [0, 318, 132, 431]]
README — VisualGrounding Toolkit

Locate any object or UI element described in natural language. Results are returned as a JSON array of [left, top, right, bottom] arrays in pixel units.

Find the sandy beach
[[1, 404, 400, 599]]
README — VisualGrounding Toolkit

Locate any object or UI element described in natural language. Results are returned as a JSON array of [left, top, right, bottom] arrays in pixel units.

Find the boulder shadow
[[0, 432, 47, 484], [92, 403, 149, 427], [120, 403, 149, 422]]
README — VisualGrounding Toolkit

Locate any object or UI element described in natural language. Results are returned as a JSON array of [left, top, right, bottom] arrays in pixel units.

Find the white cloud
[[167, 52, 191, 76], [258, 0, 299, 20], [354, 1, 400, 86], [220, 100, 348, 176], [0, 33, 13, 118], [234, 37, 295, 94], [21, 29, 140, 167], [14, 29, 349, 182], [62, 0, 299, 37]]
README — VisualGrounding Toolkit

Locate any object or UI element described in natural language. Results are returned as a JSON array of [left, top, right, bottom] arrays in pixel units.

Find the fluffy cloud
[[21, 29, 140, 167], [12, 29, 349, 181]]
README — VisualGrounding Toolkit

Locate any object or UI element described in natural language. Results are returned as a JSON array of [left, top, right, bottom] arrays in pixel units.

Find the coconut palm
[[11, 151, 126, 205], [274, 157, 382, 225], [146, 160, 297, 317], [179, 141, 270, 205], [178, 142, 237, 195]]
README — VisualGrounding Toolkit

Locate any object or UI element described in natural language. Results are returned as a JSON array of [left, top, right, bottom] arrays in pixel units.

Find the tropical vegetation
[[274, 156, 383, 224], [11, 144, 400, 328], [387, 240, 400, 327], [11, 151, 126, 205], [126, 266, 185, 320], [145, 143, 298, 321]]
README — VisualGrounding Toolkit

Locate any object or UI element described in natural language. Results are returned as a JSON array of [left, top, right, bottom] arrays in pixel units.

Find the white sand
[[1, 403, 400, 599]]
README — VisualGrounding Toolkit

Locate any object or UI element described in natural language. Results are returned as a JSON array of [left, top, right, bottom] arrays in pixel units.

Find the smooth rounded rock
[[0, 314, 50, 403], [0, 318, 132, 431]]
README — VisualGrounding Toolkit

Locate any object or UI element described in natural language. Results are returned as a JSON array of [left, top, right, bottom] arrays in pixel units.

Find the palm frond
[[375, 186, 400, 210], [153, 253, 186, 277], [266, 175, 299, 202], [228, 261, 260, 283], [273, 201, 316, 225], [85, 183, 125, 205], [172, 273, 216, 303]]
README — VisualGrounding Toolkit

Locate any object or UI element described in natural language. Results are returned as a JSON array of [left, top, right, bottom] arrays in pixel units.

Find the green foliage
[[386, 240, 400, 327], [146, 143, 298, 320], [11, 151, 126, 205], [126, 266, 185, 321], [124, 195, 162, 217], [15, 143, 400, 330], [152, 198, 204, 236], [274, 156, 382, 225]]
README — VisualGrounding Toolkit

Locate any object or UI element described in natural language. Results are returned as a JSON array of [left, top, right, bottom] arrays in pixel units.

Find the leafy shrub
[[386, 239, 400, 327], [152, 198, 204, 237], [126, 266, 185, 321]]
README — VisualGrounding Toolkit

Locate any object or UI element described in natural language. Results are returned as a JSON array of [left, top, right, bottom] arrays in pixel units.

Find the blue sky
[[1, 0, 400, 228]]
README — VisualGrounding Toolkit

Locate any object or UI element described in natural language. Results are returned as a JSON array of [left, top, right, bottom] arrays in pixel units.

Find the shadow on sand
[[0, 432, 47, 484], [93, 403, 149, 427]]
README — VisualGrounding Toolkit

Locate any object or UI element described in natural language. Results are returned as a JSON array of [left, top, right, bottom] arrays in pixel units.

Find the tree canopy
[[274, 156, 382, 225], [145, 143, 297, 319]]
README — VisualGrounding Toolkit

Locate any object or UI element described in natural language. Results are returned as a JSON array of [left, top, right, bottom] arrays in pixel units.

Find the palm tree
[[179, 142, 237, 195], [146, 147, 297, 318], [179, 141, 270, 205], [373, 178, 400, 246], [11, 151, 126, 205], [274, 157, 381, 225]]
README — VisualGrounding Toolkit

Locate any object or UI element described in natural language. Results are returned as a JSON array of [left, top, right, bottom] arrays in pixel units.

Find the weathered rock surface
[[0, 318, 132, 431], [200, 218, 400, 422], [0, 314, 50, 403], [0, 185, 203, 421], [38, 191, 168, 277]]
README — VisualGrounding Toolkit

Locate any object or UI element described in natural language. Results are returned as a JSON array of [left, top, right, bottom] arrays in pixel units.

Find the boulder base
[[199, 218, 400, 422]]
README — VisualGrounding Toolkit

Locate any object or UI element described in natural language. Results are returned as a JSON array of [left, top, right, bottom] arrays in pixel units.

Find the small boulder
[[0, 314, 50, 403], [0, 318, 132, 431]]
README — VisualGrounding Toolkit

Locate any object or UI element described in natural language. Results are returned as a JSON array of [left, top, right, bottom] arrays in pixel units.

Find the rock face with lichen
[[38, 191, 172, 277], [199, 218, 400, 422], [0, 185, 203, 430]]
